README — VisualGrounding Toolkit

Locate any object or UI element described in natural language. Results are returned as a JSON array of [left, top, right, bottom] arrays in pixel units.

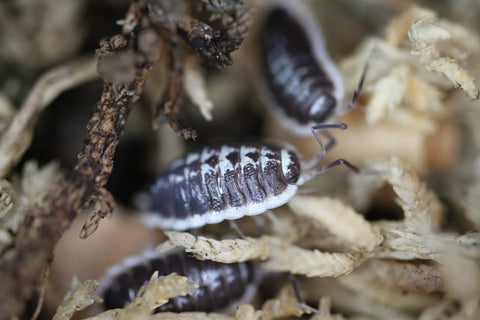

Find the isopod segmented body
[[140, 142, 302, 230], [259, 0, 345, 136], [100, 249, 257, 312]]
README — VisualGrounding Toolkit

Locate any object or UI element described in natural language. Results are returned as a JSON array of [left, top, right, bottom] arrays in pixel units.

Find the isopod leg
[[316, 158, 360, 174], [339, 58, 369, 115], [229, 220, 246, 239], [289, 274, 321, 314], [302, 158, 360, 182], [303, 123, 347, 170]]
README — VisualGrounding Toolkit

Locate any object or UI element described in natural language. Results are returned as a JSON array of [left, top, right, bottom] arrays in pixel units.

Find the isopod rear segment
[[100, 249, 257, 313], [139, 142, 302, 230]]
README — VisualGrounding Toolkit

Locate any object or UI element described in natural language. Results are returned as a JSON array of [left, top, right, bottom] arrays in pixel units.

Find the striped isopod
[[138, 141, 353, 231], [258, 0, 366, 138], [99, 248, 257, 312]]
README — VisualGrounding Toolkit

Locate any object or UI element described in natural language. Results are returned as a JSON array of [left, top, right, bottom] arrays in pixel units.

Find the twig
[[0, 57, 98, 179]]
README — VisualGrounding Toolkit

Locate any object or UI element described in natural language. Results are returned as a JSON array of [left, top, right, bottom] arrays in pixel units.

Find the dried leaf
[[184, 57, 214, 121], [262, 245, 364, 278], [409, 15, 480, 99], [385, 157, 444, 232], [163, 232, 270, 262], [85, 273, 199, 320], [261, 285, 307, 319], [53, 278, 100, 320], [288, 196, 383, 252], [345, 259, 444, 294], [234, 304, 264, 320]]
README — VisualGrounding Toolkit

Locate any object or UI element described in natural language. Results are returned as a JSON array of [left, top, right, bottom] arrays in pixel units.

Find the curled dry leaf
[[184, 57, 214, 121], [260, 285, 308, 319], [309, 297, 346, 320], [385, 6, 437, 48], [262, 245, 364, 278], [408, 14, 480, 99], [338, 272, 441, 314], [164, 231, 363, 278], [288, 196, 383, 252], [234, 304, 264, 320], [163, 231, 270, 262], [341, 4, 480, 145], [353, 157, 444, 231], [52, 278, 100, 320], [301, 277, 418, 320], [85, 273, 199, 320], [374, 221, 448, 261], [344, 259, 444, 295], [132, 273, 198, 309], [0, 161, 63, 237], [385, 157, 444, 232], [341, 37, 446, 134]]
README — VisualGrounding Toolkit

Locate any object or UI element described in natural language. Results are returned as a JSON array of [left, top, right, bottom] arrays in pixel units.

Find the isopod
[[99, 248, 257, 312], [138, 141, 355, 230], [258, 0, 366, 138]]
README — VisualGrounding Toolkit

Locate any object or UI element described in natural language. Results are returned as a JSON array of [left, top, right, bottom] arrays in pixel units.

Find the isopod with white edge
[[136, 141, 358, 231]]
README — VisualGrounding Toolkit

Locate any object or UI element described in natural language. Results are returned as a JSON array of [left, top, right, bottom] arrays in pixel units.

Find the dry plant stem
[[0, 1, 158, 317], [151, 2, 252, 140], [0, 57, 98, 179], [154, 36, 196, 140], [347, 259, 444, 294], [31, 266, 50, 320]]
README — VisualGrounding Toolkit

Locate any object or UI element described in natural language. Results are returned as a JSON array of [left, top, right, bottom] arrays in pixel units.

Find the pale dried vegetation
[[1, 0, 480, 319]]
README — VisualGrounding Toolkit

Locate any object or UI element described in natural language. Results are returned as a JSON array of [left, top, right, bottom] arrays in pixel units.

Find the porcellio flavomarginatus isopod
[[259, 0, 366, 138], [138, 141, 355, 230], [99, 249, 257, 312]]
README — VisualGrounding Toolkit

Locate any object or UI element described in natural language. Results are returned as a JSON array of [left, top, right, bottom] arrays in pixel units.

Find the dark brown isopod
[[259, 0, 346, 136], [100, 248, 258, 313]]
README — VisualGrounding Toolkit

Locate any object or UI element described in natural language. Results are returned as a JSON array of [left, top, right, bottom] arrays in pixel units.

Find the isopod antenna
[[308, 54, 370, 167], [338, 55, 370, 116], [302, 54, 372, 183]]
